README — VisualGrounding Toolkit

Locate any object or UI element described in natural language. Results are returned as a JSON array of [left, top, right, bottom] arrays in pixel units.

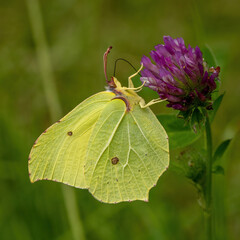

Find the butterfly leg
[[127, 63, 143, 88], [140, 98, 167, 108], [124, 81, 146, 92]]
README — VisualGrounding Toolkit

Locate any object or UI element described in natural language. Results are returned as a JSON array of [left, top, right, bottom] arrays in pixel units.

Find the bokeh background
[[0, 0, 239, 239]]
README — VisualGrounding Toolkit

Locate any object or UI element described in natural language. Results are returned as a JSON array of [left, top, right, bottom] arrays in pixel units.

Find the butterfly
[[28, 47, 169, 203]]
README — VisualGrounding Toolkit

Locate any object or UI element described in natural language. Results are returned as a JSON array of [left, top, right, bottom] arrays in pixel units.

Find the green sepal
[[177, 108, 192, 121], [190, 108, 205, 133]]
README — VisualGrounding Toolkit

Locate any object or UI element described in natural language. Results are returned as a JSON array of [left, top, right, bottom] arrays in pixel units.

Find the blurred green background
[[0, 0, 239, 239]]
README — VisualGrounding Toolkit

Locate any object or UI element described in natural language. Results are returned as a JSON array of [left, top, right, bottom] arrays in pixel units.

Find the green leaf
[[213, 139, 231, 163], [212, 165, 225, 175], [157, 114, 202, 149], [202, 44, 217, 67], [202, 45, 221, 101], [209, 93, 224, 122]]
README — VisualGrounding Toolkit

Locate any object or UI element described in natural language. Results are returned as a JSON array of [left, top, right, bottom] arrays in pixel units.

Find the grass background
[[0, 0, 239, 239]]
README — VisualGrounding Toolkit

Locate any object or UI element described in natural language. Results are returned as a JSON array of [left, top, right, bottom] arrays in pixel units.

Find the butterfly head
[[106, 75, 145, 112], [103, 47, 145, 110]]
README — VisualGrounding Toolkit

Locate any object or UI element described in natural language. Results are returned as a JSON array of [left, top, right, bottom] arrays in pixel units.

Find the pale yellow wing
[[84, 100, 169, 203], [28, 91, 115, 188]]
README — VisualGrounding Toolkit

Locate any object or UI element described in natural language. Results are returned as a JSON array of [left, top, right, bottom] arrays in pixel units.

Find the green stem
[[204, 111, 213, 240], [62, 186, 86, 240], [25, 0, 85, 239]]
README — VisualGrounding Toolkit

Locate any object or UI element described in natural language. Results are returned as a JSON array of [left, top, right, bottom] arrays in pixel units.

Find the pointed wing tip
[[29, 177, 36, 183], [30, 177, 41, 183]]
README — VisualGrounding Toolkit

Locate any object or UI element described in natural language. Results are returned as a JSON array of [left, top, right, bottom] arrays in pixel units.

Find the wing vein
[[127, 119, 146, 198], [50, 108, 103, 181], [130, 112, 167, 167], [88, 109, 125, 186], [131, 147, 155, 185], [100, 147, 110, 201]]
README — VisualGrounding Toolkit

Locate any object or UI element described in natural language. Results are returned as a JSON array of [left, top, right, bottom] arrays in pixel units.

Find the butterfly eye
[[111, 157, 119, 165]]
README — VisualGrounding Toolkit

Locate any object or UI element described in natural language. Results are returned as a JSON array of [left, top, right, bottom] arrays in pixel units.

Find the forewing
[[85, 101, 169, 203], [28, 91, 115, 188]]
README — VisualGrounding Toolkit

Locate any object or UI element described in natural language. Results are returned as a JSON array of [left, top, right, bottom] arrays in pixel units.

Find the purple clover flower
[[141, 36, 220, 111]]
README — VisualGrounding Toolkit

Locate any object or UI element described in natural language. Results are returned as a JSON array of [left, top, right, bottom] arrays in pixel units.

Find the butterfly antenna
[[103, 46, 112, 83], [113, 58, 142, 77]]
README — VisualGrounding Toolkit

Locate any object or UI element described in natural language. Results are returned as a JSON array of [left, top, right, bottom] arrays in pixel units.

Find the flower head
[[141, 36, 220, 111]]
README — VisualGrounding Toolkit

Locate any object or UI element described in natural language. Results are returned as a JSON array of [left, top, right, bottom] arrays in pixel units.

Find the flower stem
[[204, 111, 213, 240], [26, 0, 85, 239]]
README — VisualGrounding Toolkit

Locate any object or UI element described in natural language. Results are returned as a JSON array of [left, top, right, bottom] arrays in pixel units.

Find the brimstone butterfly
[[28, 47, 169, 203]]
